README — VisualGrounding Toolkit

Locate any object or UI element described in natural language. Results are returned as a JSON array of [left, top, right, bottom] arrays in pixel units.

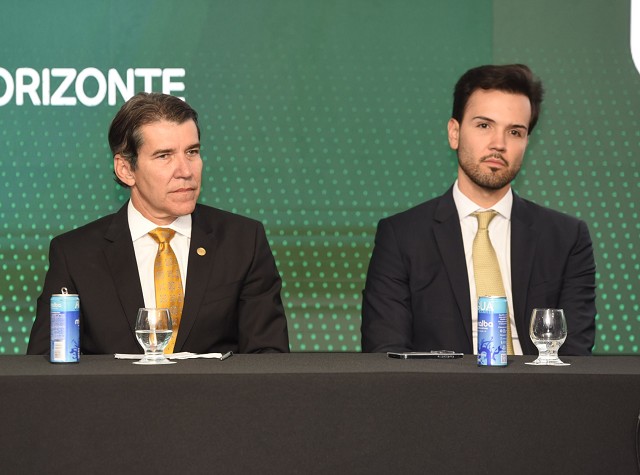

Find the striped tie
[[148, 228, 183, 354], [472, 211, 514, 355]]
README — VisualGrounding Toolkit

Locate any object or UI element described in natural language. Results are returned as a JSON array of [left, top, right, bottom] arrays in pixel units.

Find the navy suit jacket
[[361, 187, 596, 355], [27, 203, 289, 355]]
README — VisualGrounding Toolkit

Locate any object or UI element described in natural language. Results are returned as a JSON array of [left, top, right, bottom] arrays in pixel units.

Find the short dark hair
[[451, 64, 544, 134], [109, 92, 200, 187]]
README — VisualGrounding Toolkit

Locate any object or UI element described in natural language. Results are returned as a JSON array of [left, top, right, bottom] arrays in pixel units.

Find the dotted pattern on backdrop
[[0, 61, 462, 354], [193, 49, 472, 352], [493, 0, 640, 355], [2, 0, 638, 355], [0, 0, 495, 355], [0, 107, 125, 354], [0, 88, 484, 347], [533, 68, 640, 355]]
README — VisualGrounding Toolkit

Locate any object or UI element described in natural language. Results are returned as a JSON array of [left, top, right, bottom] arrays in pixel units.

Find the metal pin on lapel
[[197, 247, 206, 256]]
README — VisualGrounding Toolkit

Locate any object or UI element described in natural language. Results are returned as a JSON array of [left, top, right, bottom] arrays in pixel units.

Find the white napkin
[[114, 352, 225, 360]]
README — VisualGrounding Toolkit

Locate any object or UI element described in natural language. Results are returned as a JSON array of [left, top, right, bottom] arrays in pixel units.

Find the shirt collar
[[452, 179, 513, 220], [127, 200, 192, 241]]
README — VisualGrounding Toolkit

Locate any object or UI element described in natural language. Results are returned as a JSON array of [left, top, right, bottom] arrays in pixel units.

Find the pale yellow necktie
[[472, 211, 514, 355], [148, 228, 184, 354]]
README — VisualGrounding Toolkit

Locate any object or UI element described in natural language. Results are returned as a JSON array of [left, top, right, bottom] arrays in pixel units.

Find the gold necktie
[[148, 228, 183, 354], [472, 211, 514, 355]]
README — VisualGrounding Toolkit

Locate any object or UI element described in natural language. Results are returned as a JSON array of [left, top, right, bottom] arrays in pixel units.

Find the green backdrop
[[0, 0, 638, 354]]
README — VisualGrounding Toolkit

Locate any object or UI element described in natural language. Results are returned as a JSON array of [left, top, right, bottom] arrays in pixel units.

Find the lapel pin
[[197, 247, 206, 256]]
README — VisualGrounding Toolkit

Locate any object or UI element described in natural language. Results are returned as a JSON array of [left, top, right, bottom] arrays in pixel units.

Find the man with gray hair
[[28, 92, 289, 355]]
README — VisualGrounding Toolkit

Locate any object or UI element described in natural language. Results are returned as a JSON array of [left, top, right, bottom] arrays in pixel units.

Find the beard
[[458, 152, 522, 190]]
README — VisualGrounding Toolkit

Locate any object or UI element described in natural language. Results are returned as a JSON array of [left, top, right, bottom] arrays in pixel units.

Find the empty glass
[[526, 308, 570, 366]]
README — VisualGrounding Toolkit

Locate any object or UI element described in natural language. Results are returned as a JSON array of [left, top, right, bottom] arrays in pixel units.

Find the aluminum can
[[50, 288, 80, 363], [477, 296, 508, 366]]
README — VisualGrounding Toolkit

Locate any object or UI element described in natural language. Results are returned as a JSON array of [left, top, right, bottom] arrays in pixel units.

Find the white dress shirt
[[127, 201, 191, 308], [452, 180, 523, 355]]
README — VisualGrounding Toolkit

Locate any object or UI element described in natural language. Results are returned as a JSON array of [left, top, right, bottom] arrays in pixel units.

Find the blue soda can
[[477, 296, 508, 366], [50, 288, 80, 363]]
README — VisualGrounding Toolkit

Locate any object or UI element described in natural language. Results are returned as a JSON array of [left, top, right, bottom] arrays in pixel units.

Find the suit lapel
[[433, 190, 473, 346], [174, 206, 219, 351], [103, 203, 145, 332], [510, 194, 537, 347]]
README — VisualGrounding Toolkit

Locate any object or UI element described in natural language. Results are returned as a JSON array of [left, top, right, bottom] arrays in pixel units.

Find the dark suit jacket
[[361, 187, 596, 356], [27, 203, 289, 354]]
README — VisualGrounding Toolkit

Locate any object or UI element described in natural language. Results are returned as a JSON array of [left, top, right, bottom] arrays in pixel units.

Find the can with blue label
[[477, 296, 508, 366], [50, 288, 80, 363]]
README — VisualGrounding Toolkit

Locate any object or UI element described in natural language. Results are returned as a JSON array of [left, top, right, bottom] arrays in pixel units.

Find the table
[[1, 354, 639, 475]]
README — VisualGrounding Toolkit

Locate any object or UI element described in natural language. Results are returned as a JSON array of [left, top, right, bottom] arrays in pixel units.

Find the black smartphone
[[387, 351, 464, 359]]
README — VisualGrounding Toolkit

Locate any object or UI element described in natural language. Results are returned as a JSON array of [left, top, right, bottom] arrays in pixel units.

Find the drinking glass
[[134, 308, 176, 365], [526, 308, 569, 366]]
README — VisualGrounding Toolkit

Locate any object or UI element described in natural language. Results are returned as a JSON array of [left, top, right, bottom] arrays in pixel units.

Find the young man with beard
[[361, 64, 596, 356]]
